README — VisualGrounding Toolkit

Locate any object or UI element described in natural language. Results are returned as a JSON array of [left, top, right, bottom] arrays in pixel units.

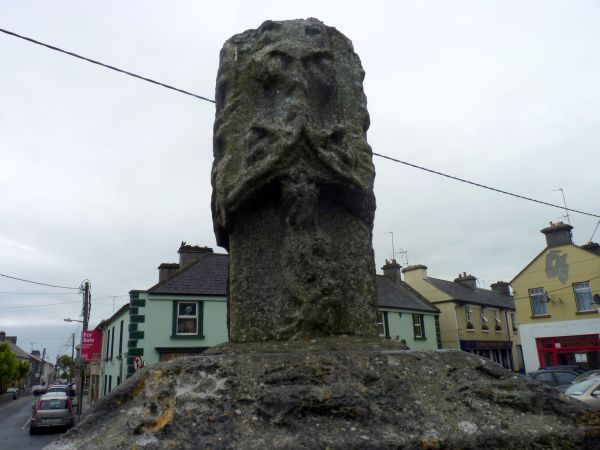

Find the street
[[0, 394, 63, 450]]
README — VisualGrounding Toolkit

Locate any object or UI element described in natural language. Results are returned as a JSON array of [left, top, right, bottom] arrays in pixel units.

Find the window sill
[[413, 337, 427, 341], [481, 330, 490, 333], [171, 335, 206, 340], [466, 328, 475, 332], [530, 314, 551, 319], [576, 310, 599, 315]]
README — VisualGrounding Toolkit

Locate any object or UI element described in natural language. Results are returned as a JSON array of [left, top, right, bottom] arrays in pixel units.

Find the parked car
[[564, 376, 600, 410], [6, 387, 19, 400], [528, 369, 581, 389], [541, 365, 587, 375], [47, 384, 70, 396], [31, 385, 48, 396], [29, 394, 75, 434], [556, 369, 600, 392]]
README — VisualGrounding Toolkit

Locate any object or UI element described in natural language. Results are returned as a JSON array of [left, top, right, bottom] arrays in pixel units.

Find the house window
[[118, 320, 124, 356], [377, 312, 388, 338], [465, 306, 474, 329], [480, 307, 489, 330], [110, 326, 115, 359], [413, 314, 425, 339], [176, 302, 198, 335], [529, 288, 548, 316], [573, 281, 595, 312], [493, 310, 501, 331], [510, 312, 518, 331]]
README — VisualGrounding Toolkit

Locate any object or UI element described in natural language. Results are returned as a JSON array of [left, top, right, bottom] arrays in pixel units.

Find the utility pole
[[37, 347, 46, 385], [68, 333, 75, 388], [77, 280, 90, 416]]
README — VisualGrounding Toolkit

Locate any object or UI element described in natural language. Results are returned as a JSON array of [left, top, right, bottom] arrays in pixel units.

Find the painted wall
[[135, 293, 228, 366], [512, 245, 600, 325], [99, 308, 129, 398], [381, 309, 439, 350]]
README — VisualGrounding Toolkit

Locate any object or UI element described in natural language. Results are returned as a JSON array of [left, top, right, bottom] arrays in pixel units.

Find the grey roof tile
[[148, 253, 229, 296], [426, 277, 515, 309], [376, 276, 440, 313]]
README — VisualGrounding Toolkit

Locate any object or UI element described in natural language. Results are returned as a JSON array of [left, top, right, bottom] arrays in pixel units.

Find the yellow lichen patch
[[579, 410, 600, 437], [419, 437, 440, 449], [129, 379, 146, 399], [357, 383, 368, 393], [140, 400, 174, 433]]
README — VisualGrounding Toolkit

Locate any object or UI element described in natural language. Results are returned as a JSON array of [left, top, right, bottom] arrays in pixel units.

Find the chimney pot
[[381, 259, 402, 284]]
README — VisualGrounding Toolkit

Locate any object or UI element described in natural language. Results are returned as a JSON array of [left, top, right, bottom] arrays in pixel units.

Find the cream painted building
[[403, 265, 522, 372], [511, 222, 600, 373]]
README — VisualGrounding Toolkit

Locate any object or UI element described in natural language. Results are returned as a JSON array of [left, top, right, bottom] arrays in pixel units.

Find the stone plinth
[[46, 338, 600, 449]]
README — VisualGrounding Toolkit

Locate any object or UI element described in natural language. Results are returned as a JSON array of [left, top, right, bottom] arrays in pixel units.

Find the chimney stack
[[490, 281, 511, 296], [402, 264, 428, 283], [158, 263, 180, 283], [541, 222, 573, 247], [582, 241, 600, 256], [454, 273, 477, 289], [178, 242, 214, 267], [381, 259, 401, 284], [0, 330, 5, 341]]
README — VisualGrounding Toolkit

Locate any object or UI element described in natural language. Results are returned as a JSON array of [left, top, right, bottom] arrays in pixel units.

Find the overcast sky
[[1, 1, 599, 363]]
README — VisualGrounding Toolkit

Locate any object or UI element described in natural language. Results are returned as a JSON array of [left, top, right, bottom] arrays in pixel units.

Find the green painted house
[[376, 260, 441, 350], [126, 243, 229, 378], [98, 303, 130, 397]]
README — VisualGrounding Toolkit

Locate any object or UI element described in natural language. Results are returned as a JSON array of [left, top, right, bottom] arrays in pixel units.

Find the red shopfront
[[536, 334, 600, 370]]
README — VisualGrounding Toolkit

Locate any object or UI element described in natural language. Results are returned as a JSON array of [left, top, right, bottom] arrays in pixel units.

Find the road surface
[[0, 394, 63, 449]]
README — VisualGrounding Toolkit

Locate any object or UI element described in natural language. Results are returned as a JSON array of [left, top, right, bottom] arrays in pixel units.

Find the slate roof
[[0, 337, 31, 360], [376, 275, 440, 313], [148, 253, 229, 296], [425, 277, 515, 310]]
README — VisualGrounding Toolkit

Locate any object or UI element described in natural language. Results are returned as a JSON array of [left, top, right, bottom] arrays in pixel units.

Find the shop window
[[529, 288, 548, 316], [573, 281, 595, 312]]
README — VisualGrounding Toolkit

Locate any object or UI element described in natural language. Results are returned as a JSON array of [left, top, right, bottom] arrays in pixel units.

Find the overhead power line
[[0, 294, 127, 309], [0, 272, 80, 290], [1, 27, 598, 219], [372, 152, 600, 219], [0, 291, 80, 295], [0, 27, 215, 104]]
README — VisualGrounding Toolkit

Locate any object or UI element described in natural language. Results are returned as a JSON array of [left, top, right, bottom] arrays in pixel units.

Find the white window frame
[[493, 309, 501, 331], [510, 312, 518, 332], [465, 306, 474, 330], [573, 281, 595, 312], [412, 314, 425, 339], [529, 288, 548, 316], [176, 302, 198, 335], [377, 312, 387, 338], [480, 307, 489, 330]]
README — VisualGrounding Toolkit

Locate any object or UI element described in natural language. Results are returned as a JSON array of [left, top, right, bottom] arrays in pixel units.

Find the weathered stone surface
[[211, 18, 378, 342], [47, 338, 600, 449]]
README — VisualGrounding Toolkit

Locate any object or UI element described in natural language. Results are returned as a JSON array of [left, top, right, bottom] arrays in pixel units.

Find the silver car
[[564, 376, 600, 410], [29, 394, 75, 434]]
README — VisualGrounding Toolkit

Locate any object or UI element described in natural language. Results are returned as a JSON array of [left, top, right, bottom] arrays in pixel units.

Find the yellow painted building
[[403, 265, 522, 372], [511, 222, 600, 373]]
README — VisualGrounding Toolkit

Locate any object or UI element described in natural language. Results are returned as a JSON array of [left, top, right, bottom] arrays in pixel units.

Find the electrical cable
[[0, 272, 80, 290], [590, 220, 600, 242], [1, 28, 597, 219], [0, 294, 126, 309], [0, 27, 215, 104], [372, 152, 600, 219]]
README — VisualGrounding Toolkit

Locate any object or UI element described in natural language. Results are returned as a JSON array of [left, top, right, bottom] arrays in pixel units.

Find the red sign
[[80, 330, 102, 363]]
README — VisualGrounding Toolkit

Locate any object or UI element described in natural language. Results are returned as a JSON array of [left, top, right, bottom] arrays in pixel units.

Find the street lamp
[[64, 318, 83, 323]]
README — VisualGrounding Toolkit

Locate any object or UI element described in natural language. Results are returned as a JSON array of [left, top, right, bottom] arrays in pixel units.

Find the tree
[[0, 342, 19, 390], [55, 355, 75, 380]]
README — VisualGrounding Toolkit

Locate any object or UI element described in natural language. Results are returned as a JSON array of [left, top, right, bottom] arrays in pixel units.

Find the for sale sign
[[80, 330, 102, 363]]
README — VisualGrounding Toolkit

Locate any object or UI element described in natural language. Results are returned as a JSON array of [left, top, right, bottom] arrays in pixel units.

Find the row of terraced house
[[91, 221, 600, 400]]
